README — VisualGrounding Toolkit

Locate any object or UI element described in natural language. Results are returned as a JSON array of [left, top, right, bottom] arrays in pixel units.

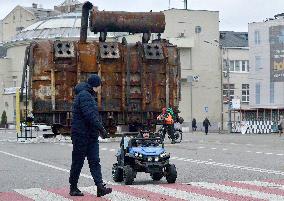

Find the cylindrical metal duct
[[89, 10, 166, 33], [80, 1, 93, 43]]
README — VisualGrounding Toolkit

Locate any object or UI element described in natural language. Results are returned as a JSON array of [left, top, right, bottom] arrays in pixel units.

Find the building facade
[[0, 4, 59, 43], [249, 16, 284, 109], [220, 31, 249, 129], [164, 9, 221, 129]]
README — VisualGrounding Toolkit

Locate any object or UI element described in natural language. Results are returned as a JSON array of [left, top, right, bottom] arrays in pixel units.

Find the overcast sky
[[0, 0, 284, 31]]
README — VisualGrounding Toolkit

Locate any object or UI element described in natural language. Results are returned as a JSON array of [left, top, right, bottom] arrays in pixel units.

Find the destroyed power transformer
[[23, 1, 181, 135]]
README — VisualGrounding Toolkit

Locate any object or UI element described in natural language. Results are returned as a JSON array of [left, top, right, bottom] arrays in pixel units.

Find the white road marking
[[246, 150, 252, 153], [276, 154, 284, 156], [255, 152, 263, 154], [101, 147, 108, 151], [211, 148, 217, 150], [265, 153, 274, 155], [15, 188, 72, 201], [0, 150, 116, 185], [81, 186, 147, 201], [177, 157, 186, 161], [190, 182, 284, 201], [110, 149, 116, 152], [180, 156, 284, 175], [198, 146, 205, 149], [222, 148, 228, 151], [132, 184, 224, 201]]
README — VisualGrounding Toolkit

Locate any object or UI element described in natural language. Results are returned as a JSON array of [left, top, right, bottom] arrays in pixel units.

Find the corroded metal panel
[[30, 39, 180, 131]]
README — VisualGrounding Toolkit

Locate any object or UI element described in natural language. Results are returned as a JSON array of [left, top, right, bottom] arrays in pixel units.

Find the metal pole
[[184, 0, 188, 9], [220, 46, 224, 131], [25, 65, 28, 140], [226, 48, 232, 133], [190, 80, 193, 132]]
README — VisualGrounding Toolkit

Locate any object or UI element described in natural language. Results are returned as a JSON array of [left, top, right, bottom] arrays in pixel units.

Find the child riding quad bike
[[112, 131, 177, 185]]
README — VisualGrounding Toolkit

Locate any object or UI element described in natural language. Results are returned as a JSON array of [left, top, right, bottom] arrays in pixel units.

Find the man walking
[[278, 116, 284, 137], [69, 74, 112, 197], [203, 117, 211, 135], [192, 118, 197, 131]]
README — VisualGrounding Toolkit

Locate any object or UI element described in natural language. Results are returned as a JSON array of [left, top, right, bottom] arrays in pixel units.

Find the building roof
[[59, 0, 82, 6], [23, 6, 60, 20], [9, 13, 119, 44], [219, 31, 248, 48]]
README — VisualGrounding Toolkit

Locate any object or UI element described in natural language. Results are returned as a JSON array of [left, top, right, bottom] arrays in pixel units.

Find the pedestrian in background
[[69, 74, 112, 197], [278, 116, 284, 137], [203, 117, 211, 135], [218, 122, 221, 134], [192, 118, 197, 131]]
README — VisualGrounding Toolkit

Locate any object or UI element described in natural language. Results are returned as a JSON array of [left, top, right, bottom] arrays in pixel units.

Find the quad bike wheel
[[112, 163, 123, 182], [151, 172, 164, 181], [124, 165, 135, 185], [165, 164, 177, 183]]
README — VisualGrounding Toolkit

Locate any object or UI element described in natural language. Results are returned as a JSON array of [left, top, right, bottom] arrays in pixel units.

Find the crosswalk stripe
[[81, 186, 147, 201], [190, 182, 284, 201], [160, 183, 264, 201], [131, 184, 224, 201], [48, 187, 108, 201], [221, 181, 284, 196], [15, 188, 72, 201], [0, 192, 33, 201], [238, 181, 284, 190], [112, 185, 183, 201]]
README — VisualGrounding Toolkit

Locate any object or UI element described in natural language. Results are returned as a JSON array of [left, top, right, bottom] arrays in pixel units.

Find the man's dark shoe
[[69, 186, 84, 196], [97, 183, 112, 197], [171, 140, 176, 144]]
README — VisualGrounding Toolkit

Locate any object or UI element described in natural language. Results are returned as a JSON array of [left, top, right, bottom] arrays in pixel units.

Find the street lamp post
[[187, 75, 199, 132]]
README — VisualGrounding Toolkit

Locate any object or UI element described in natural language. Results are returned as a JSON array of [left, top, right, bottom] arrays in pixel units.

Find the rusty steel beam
[[89, 10, 166, 34]]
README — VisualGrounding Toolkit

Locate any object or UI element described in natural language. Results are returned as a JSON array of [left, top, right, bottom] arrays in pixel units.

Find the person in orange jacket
[[157, 107, 175, 144]]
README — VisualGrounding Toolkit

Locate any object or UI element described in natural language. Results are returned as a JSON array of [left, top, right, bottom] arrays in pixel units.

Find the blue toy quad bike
[[112, 132, 177, 185]]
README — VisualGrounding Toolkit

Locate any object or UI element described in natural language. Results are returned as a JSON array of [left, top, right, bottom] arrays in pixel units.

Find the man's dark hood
[[74, 82, 94, 95]]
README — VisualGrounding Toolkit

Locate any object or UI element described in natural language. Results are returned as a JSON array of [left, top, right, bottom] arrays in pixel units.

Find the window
[[242, 84, 249, 103], [223, 84, 235, 103], [270, 82, 274, 104], [255, 83, 260, 104], [254, 30, 260, 44], [229, 61, 234, 71], [247, 61, 250, 72], [242, 61, 246, 71], [255, 56, 261, 71], [195, 26, 202, 34], [229, 60, 249, 72], [235, 60, 240, 71], [16, 26, 24, 32]]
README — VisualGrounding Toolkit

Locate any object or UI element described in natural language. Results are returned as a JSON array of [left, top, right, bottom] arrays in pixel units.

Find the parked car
[[33, 123, 52, 131], [20, 123, 51, 131]]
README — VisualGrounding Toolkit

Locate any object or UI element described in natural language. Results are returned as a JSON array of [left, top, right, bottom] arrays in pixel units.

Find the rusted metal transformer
[[22, 1, 181, 135]]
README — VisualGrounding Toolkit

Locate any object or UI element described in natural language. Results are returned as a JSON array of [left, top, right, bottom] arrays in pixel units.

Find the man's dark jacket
[[71, 82, 105, 143]]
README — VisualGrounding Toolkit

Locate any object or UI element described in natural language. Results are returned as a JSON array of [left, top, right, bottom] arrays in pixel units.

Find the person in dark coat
[[69, 74, 112, 197], [192, 118, 197, 131], [203, 117, 211, 135]]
